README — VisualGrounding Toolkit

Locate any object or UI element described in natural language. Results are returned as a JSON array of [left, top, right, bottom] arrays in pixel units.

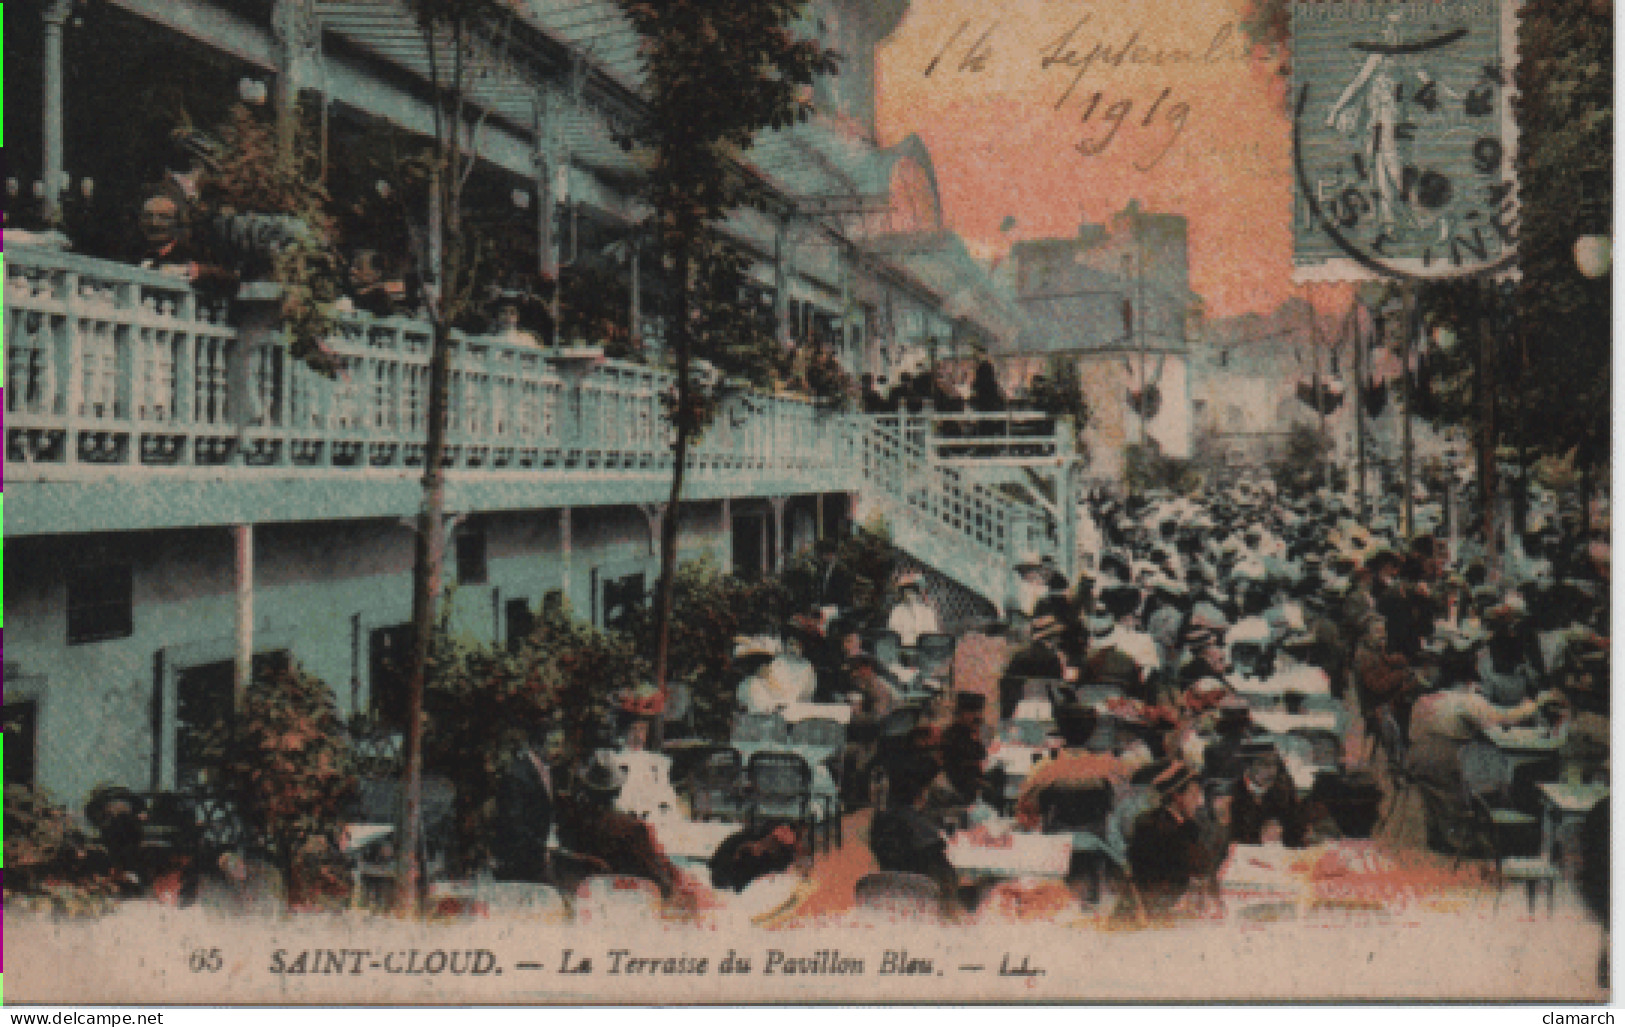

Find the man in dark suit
[[813, 539, 855, 610], [869, 757, 957, 902], [999, 614, 1066, 720], [490, 729, 555, 883], [1226, 741, 1309, 848], [1127, 762, 1211, 915], [939, 692, 991, 803]]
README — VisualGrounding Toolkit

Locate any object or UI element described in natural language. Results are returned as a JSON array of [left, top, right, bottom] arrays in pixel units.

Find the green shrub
[[209, 656, 356, 908]]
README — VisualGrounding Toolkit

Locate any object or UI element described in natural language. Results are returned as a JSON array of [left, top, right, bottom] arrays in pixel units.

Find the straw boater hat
[[1152, 762, 1197, 799], [1030, 613, 1067, 643]]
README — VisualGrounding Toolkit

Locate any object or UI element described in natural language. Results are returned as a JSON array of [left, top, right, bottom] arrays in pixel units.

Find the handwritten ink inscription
[[922, 11, 1252, 172]]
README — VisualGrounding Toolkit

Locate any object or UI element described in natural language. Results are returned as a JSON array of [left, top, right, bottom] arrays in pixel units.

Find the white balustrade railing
[[5, 245, 850, 483], [854, 415, 1061, 603], [922, 410, 1068, 464]]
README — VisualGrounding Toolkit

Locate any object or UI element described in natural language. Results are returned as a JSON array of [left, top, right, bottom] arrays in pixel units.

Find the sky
[[874, 0, 1346, 320]]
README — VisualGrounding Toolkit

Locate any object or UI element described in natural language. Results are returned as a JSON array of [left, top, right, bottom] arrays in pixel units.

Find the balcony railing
[[5, 245, 849, 483], [854, 415, 1060, 608]]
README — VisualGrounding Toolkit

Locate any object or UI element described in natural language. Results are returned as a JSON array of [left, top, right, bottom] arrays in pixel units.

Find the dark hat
[[578, 751, 628, 796], [954, 691, 987, 714], [1101, 584, 1142, 619], [1053, 702, 1099, 747], [1365, 547, 1401, 573], [1217, 694, 1251, 723]]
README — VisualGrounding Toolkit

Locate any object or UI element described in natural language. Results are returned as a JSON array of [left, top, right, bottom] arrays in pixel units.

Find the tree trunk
[[1478, 278, 1499, 583], [651, 242, 693, 707], [398, 315, 452, 915]]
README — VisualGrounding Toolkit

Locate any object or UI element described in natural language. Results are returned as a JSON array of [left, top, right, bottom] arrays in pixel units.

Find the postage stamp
[[3, 0, 1610, 1012], [1291, 0, 1522, 281]]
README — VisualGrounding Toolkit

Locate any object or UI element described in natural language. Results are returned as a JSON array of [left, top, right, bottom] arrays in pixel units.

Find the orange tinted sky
[[875, 0, 1326, 319]]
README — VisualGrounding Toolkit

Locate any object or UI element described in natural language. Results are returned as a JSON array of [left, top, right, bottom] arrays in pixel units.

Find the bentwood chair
[[746, 751, 824, 851], [691, 746, 748, 822], [787, 717, 848, 841], [1038, 782, 1117, 903], [1466, 790, 1558, 914]]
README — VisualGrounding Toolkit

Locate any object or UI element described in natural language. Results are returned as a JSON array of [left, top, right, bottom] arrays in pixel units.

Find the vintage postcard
[[3, 0, 1611, 1006]]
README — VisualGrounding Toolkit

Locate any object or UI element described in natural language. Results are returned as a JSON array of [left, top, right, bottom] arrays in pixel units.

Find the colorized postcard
[[3, 0, 1612, 1007]]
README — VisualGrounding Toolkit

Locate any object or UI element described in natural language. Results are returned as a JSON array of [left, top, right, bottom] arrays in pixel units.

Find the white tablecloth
[[650, 817, 738, 862], [339, 822, 394, 854], [988, 744, 1050, 776], [1481, 725, 1564, 752], [1250, 711, 1341, 736], [948, 832, 1072, 878], [778, 702, 852, 725]]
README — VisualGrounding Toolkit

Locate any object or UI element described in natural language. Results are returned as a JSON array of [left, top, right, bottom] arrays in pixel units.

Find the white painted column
[[629, 241, 642, 352], [559, 507, 573, 607], [42, 0, 72, 225], [769, 497, 787, 574], [721, 498, 733, 574], [233, 524, 255, 711]]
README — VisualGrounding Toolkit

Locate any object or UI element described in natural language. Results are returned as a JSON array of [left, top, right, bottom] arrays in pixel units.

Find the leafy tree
[[614, 0, 839, 707], [619, 556, 789, 743], [424, 601, 640, 872], [393, 0, 524, 913], [1508, 0, 1611, 483], [1270, 422, 1335, 497]]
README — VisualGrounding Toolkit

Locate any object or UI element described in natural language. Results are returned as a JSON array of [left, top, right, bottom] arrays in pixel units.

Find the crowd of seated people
[[829, 479, 1610, 918]]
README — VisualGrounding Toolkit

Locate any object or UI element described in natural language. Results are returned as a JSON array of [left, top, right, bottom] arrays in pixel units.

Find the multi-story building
[[4, 0, 1034, 809], [995, 202, 1201, 481]]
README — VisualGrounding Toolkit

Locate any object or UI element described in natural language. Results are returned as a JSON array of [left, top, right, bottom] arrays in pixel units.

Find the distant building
[[1192, 297, 1351, 476], [994, 202, 1201, 479]]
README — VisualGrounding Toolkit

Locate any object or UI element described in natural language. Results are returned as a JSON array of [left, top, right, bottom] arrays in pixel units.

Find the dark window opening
[[506, 598, 536, 653], [173, 651, 286, 791], [602, 573, 646, 634], [369, 623, 416, 729], [68, 564, 134, 645], [456, 529, 488, 585], [2, 700, 40, 789], [175, 661, 233, 792], [732, 514, 766, 581]]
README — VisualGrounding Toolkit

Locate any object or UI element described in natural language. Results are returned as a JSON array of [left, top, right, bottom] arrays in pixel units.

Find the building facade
[[4, 0, 1027, 809]]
